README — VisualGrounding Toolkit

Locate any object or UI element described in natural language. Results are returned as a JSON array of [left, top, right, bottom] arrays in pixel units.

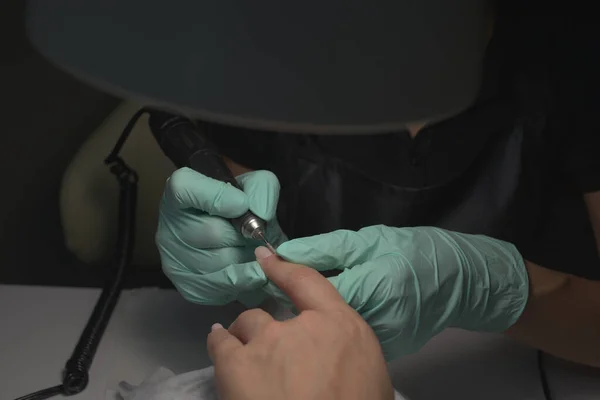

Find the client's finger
[[228, 308, 275, 344], [255, 247, 345, 312]]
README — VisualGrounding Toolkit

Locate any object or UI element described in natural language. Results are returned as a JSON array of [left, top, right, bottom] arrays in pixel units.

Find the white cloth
[[117, 366, 217, 400], [116, 365, 408, 400]]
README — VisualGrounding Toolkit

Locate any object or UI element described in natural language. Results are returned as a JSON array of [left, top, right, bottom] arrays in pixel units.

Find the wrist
[[442, 232, 530, 332], [506, 260, 570, 331]]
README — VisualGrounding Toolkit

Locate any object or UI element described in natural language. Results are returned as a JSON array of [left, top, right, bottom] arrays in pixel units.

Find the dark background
[[1, 3, 598, 287], [0, 2, 130, 287]]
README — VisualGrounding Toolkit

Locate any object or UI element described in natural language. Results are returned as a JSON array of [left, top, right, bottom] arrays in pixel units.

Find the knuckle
[[210, 337, 236, 360], [236, 308, 275, 331], [360, 224, 389, 238], [390, 261, 413, 286], [283, 267, 323, 293], [167, 168, 191, 194], [178, 287, 201, 304], [191, 218, 232, 248], [335, 311, 371, 338], [261, 320, 284, 340], [289, 267, 320, 284], [237, 308, 267, 323], [256, 170, 280, 188]]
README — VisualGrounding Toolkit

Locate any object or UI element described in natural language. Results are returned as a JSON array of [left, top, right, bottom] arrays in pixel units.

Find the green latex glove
[[156, 167, 287, 306], [266, 225, 529, 360]]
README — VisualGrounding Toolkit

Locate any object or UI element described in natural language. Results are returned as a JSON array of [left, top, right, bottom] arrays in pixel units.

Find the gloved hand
[[156, 167, 287, 306], [265, 225, 529, 360]]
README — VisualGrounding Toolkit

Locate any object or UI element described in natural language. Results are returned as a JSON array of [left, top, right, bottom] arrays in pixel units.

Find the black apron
[[265, 73, 600, 280]]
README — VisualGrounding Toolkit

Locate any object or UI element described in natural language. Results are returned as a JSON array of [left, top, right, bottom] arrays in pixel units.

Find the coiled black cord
[[13, 109, 148, 400]]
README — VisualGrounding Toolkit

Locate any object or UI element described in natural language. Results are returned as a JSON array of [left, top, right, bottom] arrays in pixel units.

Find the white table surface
[[1, 285, 599, 400]]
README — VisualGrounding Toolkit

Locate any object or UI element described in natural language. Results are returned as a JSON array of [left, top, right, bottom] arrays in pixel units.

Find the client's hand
[[207, 247, 394, 400]]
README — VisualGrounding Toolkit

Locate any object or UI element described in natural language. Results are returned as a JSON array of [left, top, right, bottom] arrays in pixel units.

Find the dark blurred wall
[[0, 1, 120, 285]]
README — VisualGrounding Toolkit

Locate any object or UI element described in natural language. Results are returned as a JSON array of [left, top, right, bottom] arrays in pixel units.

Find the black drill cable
[[105, 107, 151, 164], [13, 109, 147, 400], [13, 386, 63, 400], [61, 159, 138, 397]]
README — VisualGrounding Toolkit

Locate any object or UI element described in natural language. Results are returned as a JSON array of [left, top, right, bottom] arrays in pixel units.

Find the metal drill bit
[[256, 230, 277, 254]]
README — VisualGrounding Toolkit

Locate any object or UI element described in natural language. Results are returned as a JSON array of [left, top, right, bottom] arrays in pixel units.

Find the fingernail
[[255, 246, 273, 261], [211, 323, 223, 331]]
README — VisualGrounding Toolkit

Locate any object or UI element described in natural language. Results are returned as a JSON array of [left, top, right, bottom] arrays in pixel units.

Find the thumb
[[236, 170, 280, 221], [276, 228, 378, 271]]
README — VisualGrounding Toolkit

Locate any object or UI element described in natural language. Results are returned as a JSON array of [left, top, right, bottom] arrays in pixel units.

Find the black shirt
[[202, 15, 600, 280]]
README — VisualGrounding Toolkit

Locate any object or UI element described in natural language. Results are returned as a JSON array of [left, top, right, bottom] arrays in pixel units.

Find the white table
[[1, 285, 599, 399]]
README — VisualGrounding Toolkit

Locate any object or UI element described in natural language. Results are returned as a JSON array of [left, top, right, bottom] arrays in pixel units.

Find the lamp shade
[[26, 0, 489, 134]]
